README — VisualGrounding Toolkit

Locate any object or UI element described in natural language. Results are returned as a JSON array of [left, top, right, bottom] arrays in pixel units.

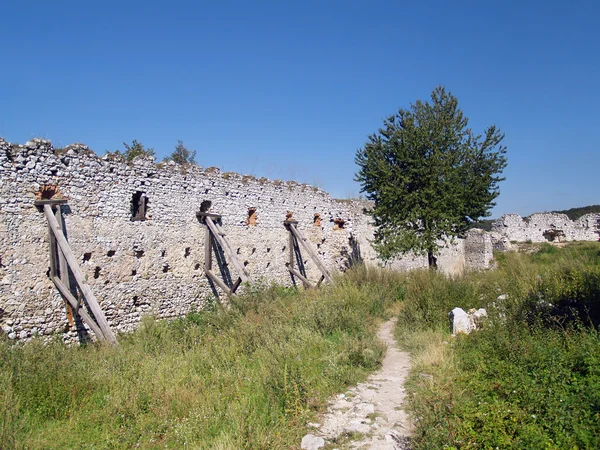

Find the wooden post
[[204, 225, 212, 272], [52, 276, 104, 339], [288, 223, 334, 284], [42, 204, 117, 344], [54, 205, 76, 326], [197, 211, 250, 296], [205, 217, 250, 283]]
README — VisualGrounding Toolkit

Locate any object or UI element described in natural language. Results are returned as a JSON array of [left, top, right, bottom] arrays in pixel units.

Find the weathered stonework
[[492, 213, 600, 243], [0, 138, 493, 343]]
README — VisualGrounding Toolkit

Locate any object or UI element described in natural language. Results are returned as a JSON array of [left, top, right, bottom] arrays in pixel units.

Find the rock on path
[[301, 319, 412, 449]]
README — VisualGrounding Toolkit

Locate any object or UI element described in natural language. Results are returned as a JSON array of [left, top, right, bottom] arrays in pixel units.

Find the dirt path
[[301, 319, 413, 449]]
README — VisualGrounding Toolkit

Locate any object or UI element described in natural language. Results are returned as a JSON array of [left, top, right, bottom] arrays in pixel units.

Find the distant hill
[[550, 205, 600, 221]]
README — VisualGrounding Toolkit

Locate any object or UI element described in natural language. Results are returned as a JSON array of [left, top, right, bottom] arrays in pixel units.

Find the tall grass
[[398, 242, 600, 449], [0, 277, 405, 449]]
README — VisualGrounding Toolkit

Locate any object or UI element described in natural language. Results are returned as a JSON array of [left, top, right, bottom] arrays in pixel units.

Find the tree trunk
[[427, 251, 438, 269]]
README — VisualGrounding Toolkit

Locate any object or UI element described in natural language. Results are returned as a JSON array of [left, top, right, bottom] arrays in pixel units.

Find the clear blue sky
[[1, 0, 598, 217]]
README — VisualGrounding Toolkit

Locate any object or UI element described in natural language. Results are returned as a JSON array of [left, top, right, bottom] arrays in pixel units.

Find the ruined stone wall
[[0, 138, 491, 343], [343, 200, 491, 274], [492, 213, 600, 243]]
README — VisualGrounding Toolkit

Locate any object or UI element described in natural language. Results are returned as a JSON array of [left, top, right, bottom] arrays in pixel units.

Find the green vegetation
[[165, 140, 196, 165], [355, 86, 507, 267], [3, 243, 599, 449], [550, 205, 600, 221], [113, 139, 155, 162], [398, 242, 600, 449], [0, 271, 405, 449]]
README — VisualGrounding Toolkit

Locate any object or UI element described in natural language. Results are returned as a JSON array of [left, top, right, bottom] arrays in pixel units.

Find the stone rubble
[[449, 307, 488, 335]]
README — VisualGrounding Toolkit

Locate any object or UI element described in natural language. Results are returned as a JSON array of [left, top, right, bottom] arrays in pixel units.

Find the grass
[[0, 269, 407, 449], [397, 242, 600, 449], [3, 243, 600, 449]]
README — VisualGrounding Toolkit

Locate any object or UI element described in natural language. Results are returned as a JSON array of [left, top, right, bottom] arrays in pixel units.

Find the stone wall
[[492, 213, 600, 243], [0, 138, 492, 343]]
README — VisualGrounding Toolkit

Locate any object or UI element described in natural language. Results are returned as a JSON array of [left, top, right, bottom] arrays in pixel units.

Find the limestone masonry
[[1, 138, 497, 343], [492, 213, 600, 243]]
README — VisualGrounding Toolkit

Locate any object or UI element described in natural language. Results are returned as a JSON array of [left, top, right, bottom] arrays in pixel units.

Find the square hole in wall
[[131, 191, 148, 221]]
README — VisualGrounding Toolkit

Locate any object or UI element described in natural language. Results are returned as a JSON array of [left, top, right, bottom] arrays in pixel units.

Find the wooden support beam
[[205, 217, 250, 282], [286, 264, 315, 289], [34, 199, 68, 206], [54, 205, 76, 325], [52, 276, 104, 340], [43, 205, 117, 344], [206, 270, 232, 295], [212, 220, 251, 279], [204, 226, 212, 272], [230, 277, 243, 294], [287, 223, 334, 284], [316, 274, 325, 288], [196, 211, 223, 221]]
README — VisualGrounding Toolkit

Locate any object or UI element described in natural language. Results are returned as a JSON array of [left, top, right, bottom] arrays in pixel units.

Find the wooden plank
[[288, 224, 334, 284], [213, 221, 251, 279], [55, 207, 75, 308], [52, 276, 105, 340], [43, 205, 117, 344], [47, 221, 58, 279], [54, 205, 76, 325], [230, 277, 243, 294], [316, 274, 325, 288], [288, 226, 295, 269], [34, 199, 68, 206], [207, 269, 232, 295], [196, 211, 223, 220], [205, 218, 250, 282], [204, 225, 212, 271], [286, 264, 315, 289]]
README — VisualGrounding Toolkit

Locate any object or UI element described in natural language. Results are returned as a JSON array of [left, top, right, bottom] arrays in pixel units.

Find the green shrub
[[399, 242, 600, 449]]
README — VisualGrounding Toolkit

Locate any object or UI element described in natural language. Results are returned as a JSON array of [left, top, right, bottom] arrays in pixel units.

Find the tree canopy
[[165, 140, 196, 165], [355, 86, 507, 267]]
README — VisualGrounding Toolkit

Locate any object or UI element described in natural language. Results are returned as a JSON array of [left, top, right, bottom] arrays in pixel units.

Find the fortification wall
[[0, 138, 491, 343], [492, 213, 600, 243]]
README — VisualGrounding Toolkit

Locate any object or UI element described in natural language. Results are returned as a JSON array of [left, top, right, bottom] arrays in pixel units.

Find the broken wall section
[[492, 213, 600, 243]]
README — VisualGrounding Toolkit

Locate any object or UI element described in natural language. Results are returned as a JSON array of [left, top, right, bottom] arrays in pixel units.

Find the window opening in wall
[[83, 252, 92, 262], [135, 250, 145, 258], [94, 267, 101, 279], [131, 269, 137, 276], [200, 200, 212, 212], [314, 213, 322, 227], [131, 191, 148, 221], [333, 218, 345, 230], [36, 184, 61, 200], [162, 264, 169, 273], [161, 250, 166, 257], [246, 207, 257, 226], [184, 247, 191, 258], [107, 250, 116, 257]]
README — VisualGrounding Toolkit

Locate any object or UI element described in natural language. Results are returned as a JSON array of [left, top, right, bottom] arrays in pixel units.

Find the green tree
[[121, 139, 155, 161], [355, 86, 507, 267], [166, 140, 196, 165]]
